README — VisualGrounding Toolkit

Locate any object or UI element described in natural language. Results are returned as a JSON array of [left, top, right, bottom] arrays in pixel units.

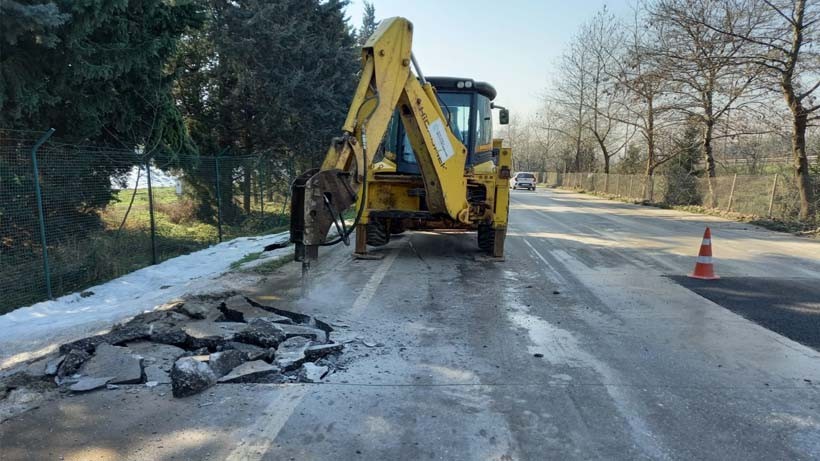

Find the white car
[[511, 172, 536, 190]]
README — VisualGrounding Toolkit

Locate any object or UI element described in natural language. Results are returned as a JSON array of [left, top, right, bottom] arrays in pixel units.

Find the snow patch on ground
[[0, 232, 291, 370]]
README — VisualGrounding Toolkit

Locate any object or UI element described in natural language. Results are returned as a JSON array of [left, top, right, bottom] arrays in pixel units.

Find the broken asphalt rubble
[[1, 294, 344, 407]]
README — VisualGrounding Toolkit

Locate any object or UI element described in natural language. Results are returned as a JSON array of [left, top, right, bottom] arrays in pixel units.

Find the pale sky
[[345, 0, 634, 119]]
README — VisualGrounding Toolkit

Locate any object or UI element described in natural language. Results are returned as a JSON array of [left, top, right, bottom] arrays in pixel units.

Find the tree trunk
[[644, 160, 655, 203], [574, 124, 583, 172], [781, 0, 814, 221], [643, 103, 656, 202], [242, 165, 252, 214], [792, 113, 814, 220], [703, 121, 718, 208], [218, 170, 239, 224]]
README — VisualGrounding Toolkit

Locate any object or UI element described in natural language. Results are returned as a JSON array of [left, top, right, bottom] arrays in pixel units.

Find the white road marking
[[349, 249, 399, 317], [225, 385, 308, 461], [226, 249, 399, 460], [528, 207, 681, 273], [523, 238, 569, 286], [501, 270, 667, 459]]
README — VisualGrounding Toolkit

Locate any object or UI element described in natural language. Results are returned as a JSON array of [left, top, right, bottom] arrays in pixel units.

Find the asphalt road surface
[[3, 188, 820, 460]]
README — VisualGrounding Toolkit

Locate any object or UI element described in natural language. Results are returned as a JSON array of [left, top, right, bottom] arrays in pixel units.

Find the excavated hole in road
[[0, 292, 347, 406]]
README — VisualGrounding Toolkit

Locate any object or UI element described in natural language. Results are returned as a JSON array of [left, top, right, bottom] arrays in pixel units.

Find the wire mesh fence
[[1, 130, 291, 313], [541, 171, 817, 224]]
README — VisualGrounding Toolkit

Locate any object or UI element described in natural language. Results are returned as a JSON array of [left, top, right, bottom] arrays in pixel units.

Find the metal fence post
[[726, 174, 738, 211], [214, 149, 227, 243], [259, 161, 265, 215], [31, 128, 55, 299], [145, 155, 158, 265], [768, 173, 778, 217]]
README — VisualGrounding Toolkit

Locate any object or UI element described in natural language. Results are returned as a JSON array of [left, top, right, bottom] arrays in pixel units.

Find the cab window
[[475, 95, 492, 149], [439, 92, 472, 144], [399, 92, 471, 166]]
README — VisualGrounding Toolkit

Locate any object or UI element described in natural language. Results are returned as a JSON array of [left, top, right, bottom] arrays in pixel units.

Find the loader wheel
[[477, 224, 495, 253], [389, 220, 405, 235], [366, 221, 390, 247]]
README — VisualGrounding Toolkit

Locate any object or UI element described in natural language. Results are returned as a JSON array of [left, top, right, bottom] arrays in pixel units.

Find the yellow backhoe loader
[[290, 17, 512, 270]]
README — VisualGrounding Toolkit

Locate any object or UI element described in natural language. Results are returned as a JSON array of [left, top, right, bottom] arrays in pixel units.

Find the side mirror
[[499, 109, 510, 125]]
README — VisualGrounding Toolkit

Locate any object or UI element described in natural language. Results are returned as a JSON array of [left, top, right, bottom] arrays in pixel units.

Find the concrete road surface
[[3, 189, 820, 460]]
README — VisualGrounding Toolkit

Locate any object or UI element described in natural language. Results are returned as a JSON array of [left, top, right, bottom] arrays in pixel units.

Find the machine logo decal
[[428, 118, 455, 166]]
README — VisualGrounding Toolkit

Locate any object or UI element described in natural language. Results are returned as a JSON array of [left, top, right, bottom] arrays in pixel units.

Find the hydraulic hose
[[319, 90, 380, 247]]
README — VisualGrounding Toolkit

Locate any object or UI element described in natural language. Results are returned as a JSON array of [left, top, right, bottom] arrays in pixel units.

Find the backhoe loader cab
[[360, 75, 513, 258], [384, 77, 500, 174]]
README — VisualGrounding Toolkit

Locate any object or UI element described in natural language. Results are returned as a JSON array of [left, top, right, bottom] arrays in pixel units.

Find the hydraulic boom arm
[[291, 17, 470, 263]]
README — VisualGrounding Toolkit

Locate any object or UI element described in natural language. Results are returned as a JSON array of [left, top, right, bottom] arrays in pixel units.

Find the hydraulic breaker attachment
[[290, 166, 359, 264]]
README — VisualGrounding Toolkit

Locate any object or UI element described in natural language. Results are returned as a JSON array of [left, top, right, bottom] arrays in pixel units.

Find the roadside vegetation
[[0, 185, 290, 314], [0, 1, 378, 311], [553, 186, 819, 238], [511, 0, 820, 227]]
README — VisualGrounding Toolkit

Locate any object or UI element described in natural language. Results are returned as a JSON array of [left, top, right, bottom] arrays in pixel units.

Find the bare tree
[[691, 0, 819, 219], [550, 28, 592, 172], [578, 7, 625, 179], [532, 101, 563, 172], [650, 0, 764, 206], [608, 9, 680, 200], [507, 115, 541, 172], [550, 8, 629, 177]]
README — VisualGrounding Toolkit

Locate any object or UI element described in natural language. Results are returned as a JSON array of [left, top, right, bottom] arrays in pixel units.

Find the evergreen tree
[[0, 1, 67, 47], [616, 144, 645, 175], [358, 1, 378, 46], [1, 0, 204, 248], [662, 120, 702, 205], [173, 0, 359, 222], [1, 0, 204, 149], [0, 1, 68, 124]]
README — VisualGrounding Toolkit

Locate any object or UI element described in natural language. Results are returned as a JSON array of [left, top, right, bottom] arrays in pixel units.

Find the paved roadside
[[2, 189, 819, 460]]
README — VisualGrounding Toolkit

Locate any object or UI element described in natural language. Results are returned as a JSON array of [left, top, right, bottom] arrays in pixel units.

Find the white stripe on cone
[[697, 256, 712, 264], [701, 238, 711, 245]]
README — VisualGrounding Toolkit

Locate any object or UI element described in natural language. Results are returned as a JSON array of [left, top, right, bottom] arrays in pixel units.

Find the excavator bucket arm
[[291, 17, 470, 264]]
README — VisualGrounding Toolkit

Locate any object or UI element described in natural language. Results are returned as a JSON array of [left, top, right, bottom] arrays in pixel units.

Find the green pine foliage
[[2, 0, 359, 250], [358, 1, 378, 46], [1, 0, 205, 148], [1, 0, 205, 252], [172, 0, 359, 223], [661, 121, 702, 206]]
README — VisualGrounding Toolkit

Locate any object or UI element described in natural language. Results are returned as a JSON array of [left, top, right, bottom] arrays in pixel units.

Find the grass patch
[[244, 255, 291, 274], [2, 186, 291, 314], [230, 251, 264, 269]]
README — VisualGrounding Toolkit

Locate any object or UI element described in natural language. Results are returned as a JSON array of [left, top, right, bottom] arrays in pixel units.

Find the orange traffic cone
[[689, 227, 719, 280]]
